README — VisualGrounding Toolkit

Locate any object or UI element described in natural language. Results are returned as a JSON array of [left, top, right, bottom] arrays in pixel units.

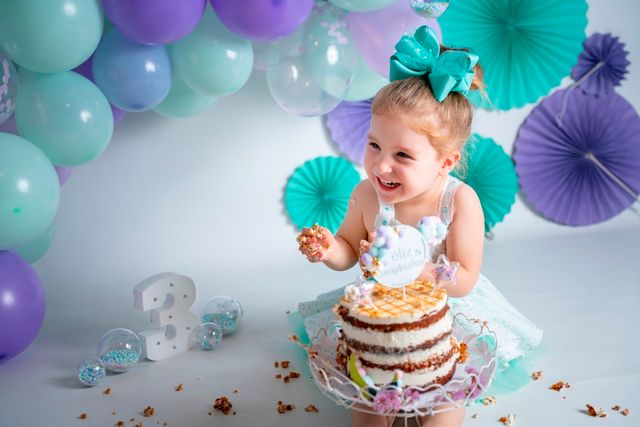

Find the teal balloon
[[329, 0, 395, 12], [171, 7, 253, 97], [344, 54, 388, 101], [0, 133, 60, 250], [0, 0, 103, 73], [154, 53, 217, 118], [14, 223, 55, 263], [14, 71, 114, 166]]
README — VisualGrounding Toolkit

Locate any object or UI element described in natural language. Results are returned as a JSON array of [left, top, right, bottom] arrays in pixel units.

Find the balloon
[[54, 165, 73, 186], [344, 53, 388, 101], [348, 0, 441, 78], [0, 251, 46, 364], [0, 54, 19, 126], [267, 2, 357, 116], [14, 71, 114, 166], [154, 54, 217, 118], [93, 28, 172, 112], [101, 0, 206, 45], [252, 41, 271, 72], [14, 223, 54, 264], [0, 114, 18, 135], [171, 7, 253, 97], [329, 0, 395, 12], [0, 133, 59, 250], [209, 0, 313, 41], [73, 57, 126, 126], [0, 0, 103, 73]]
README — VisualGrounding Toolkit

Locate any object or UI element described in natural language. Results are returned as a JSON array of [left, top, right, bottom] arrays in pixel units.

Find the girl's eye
[[368, 142, 380, 150], [397, 152, 412, 159]]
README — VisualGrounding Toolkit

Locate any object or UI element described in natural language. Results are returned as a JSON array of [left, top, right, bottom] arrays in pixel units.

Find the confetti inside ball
[[188, 322, 223, 351], [97, 328, 141, 373], [410, 0, 450, 18], [77, 357, 105, 387], [202, 296, 244, 336]]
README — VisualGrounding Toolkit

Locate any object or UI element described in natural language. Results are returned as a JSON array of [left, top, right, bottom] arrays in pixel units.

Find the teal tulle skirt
[[289, 273, 544, 396]]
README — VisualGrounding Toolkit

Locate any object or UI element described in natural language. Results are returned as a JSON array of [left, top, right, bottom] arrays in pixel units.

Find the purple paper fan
[[571, 33, 630, 96], [325, 98, 372, 165], [514, 89, 640, 226]]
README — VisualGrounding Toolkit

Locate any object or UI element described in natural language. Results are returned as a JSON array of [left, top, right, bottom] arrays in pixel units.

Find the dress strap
[[437, 175, 463, 226], [374, 201, 398, 229]]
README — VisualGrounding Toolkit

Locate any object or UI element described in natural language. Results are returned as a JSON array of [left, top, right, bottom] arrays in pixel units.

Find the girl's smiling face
[[364, 114, 453, 205]]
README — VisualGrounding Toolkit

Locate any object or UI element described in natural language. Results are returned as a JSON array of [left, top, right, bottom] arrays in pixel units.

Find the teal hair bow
[[389, 25, 479, 102]]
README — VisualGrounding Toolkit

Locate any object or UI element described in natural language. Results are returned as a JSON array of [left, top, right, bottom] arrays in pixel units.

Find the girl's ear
[[440, 151, 460, 175]]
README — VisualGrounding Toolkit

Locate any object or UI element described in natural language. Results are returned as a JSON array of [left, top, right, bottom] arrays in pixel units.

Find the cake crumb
[[482, 396, 496, 406], [103, 387, 112, 395], [79, 413, 88, 419], [275, 374, 282, 379], [213, 396, 233, 415], [115, 422, 124, 427], [233, 389, 238, 394], [612, 405, 620, 411], [471, 413, 478, 419], [111, 411, 116, 415], [305, 404, 319, 413], [135, 423, 143, 427], [586, 404, 607, 417], [143, 406, 155, 417], [531, 371, 543, 381], [277, 400, 295, 414], [130, 418, 135, 422], [274, 361, 279, 368], [286, 310, 290, 314], [456, 342, 469, 363], [550, 381, 569, 391], [498, 414, 515, 426], [281, 360, 290, 369], [621, 408, 629, 416], [562, 396, 566, 400], [174, 383, 184, 392]]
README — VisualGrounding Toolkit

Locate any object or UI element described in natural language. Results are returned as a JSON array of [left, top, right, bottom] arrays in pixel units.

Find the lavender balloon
[[101, 0, 206, 45], [210, 0, 313, 41], [54, 165, 73, 186], [0, 251, 46, 364]]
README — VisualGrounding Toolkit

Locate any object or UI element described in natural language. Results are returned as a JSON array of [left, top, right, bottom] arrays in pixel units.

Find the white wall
[[33, 0, 639, 319]]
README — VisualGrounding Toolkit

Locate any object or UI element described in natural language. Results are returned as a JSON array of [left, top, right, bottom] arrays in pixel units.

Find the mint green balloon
[[344, 54, 388, 101], [0, 0, 103, 73], [154, 53, 217, 118], [170, 7, 253, 97], [0, 133, 60, 250], [14, 223, 55, 263], [15, 71, 114, 166]]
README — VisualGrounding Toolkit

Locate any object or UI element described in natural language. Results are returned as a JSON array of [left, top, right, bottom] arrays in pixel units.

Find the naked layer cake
[[335, 280, 459, 388]]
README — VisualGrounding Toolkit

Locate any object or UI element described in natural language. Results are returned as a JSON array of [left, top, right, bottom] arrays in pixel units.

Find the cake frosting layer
[[364, 354, 457, 387], [357, 336, 454, 367]]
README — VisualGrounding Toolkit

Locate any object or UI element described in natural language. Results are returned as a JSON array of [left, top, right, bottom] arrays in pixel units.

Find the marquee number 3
[[134, 272, 199, 361]]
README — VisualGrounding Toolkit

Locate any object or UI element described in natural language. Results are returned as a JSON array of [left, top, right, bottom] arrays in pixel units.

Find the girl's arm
[[323, 181, 370, 271], [440, 184, 484, 297]]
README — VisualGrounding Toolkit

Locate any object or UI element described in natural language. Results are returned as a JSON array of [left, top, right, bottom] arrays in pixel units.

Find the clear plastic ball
[[201, 296, 243, 335], [410, 0, 450, 18], [77, 357, 105, 387], [97, 328, 141, 373], [188, 322, 223, 351]]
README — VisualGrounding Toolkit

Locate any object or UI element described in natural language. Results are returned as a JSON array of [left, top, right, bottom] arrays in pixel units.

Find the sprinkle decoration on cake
[[335, 280, 460, 388]]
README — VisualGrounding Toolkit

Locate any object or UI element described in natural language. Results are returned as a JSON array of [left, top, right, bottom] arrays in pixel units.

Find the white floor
[[1, 226, 638, 427]]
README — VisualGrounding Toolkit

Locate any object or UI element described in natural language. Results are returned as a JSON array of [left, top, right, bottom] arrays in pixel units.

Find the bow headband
[[389, 25, 479, 102]]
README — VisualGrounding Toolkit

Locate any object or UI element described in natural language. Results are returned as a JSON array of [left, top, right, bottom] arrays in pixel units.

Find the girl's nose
[[375, 157, 393, 175]]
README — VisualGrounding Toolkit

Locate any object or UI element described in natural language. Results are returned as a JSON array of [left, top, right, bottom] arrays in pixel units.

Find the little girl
[[296, 26, 542, 427]]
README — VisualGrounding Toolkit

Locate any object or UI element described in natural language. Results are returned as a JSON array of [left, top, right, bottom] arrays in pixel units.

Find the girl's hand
[[296, 224, 335, 263]]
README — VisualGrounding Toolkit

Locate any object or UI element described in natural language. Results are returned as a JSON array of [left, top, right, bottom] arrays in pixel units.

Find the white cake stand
[[303, 313, 497, 426]]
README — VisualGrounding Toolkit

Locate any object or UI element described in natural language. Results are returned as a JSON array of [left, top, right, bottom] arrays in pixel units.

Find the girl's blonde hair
[[371, 49, 485, 176]]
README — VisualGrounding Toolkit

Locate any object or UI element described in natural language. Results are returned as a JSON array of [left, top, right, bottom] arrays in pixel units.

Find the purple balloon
[[210, 0, 314, 41], [0, 251, 46, 365], [348, 0, 441, 79], [54, 165, 73, 186], [73, 57, 126, 126], [0, 114, 18, 135], [102, 0, 206, 45]]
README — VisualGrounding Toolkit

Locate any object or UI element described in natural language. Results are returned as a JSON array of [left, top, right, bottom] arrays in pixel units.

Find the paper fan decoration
[[514, 89, 640, 226], [451, 134, 518, 234], [439, 0, 588, 110], [571, 33, 630, 96], [285, 156, 361, 233], [325, 98, 372, 165]]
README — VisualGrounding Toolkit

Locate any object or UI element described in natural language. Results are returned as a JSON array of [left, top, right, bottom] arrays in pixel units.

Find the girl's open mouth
[[376, 176, 401, 191]]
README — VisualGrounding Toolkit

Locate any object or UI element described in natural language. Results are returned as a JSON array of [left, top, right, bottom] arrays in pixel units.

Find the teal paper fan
[[451, 134, 518, 234], [440, 0, 588, 110], [285, 156, 361, 233]]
